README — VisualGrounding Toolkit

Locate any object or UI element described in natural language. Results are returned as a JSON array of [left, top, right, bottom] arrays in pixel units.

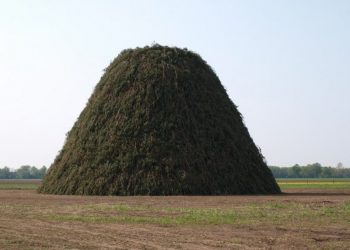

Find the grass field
[[45, 200, 350, 226], [0, 179, 41, 190], [0, 179, 350, 249], [277, 178, 350, 189]]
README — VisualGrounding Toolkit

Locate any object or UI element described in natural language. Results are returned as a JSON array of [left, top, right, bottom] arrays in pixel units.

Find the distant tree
[[269, 163, 350, 178], [30, 167, 40, 178], [336, 162, 344, 169], [0, 165, 47, 179], [321, 167, 333, 178], [310, 163, 322, 177], [16, 165, 32, 179], [269, 166, 289, 178], [39, 166, 47, 178], [0, 167, 12, 178], [291, 164, 301, 178]]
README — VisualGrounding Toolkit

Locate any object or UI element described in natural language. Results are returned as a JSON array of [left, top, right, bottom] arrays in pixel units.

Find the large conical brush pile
[[39, 45, 281, 195]]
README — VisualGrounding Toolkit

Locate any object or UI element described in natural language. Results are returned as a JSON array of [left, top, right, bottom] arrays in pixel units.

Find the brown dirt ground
[[0, 188, 349, 249]]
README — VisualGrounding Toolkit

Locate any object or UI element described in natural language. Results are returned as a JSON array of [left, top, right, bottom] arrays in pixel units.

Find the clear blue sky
[[1, 0, 349, 168]]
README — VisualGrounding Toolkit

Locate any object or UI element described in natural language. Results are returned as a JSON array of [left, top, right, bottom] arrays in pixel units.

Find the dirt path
[[0, 189, 349, 249]]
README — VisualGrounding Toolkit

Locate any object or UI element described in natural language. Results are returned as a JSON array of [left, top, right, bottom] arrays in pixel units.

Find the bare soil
[[0, 188, 349, 249]]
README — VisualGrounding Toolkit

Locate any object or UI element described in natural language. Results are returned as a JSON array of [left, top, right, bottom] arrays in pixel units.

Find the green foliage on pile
[[39, 45, 280, 195]]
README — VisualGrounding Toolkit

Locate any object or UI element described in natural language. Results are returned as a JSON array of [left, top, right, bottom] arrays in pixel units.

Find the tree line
[[1, 163, 349, 179], [269, 163, 350, 178], [0, 166, 47, 179]]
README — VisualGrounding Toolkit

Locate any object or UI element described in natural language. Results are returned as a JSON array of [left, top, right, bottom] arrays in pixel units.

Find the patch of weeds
[[0, 183, 39, 190], [278, 183, 350, 189], [45, 201, 350, 226]]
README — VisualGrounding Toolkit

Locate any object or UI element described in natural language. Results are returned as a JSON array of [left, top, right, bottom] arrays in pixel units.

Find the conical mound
[[39, 45, 281, 195]]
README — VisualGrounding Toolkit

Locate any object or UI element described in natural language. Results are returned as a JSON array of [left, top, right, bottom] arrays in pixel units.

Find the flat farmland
[[0, 179, 41, 190], [277, 178, 350, 189], [0, 180, 350, 249]]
